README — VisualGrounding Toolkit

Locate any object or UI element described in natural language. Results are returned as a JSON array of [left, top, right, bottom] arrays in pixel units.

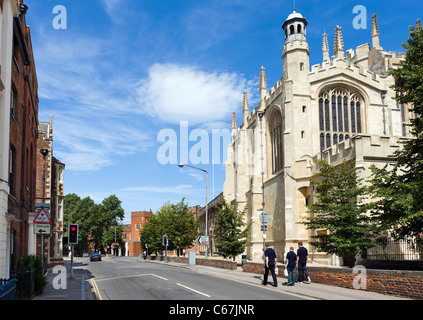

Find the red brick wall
[[8, 9, 39, 272], [128, 242, 142, 256], [243, 262, 423, 300], [126, 211, 152, 256]]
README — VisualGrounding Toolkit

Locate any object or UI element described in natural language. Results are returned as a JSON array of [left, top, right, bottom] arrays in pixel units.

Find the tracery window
[[319, 88, 364, 151], [269, 109, 283, 174]]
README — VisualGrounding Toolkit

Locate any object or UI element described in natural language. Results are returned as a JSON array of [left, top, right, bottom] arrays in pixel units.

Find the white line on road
[[176, 283, 211, 298], [150, 274, 168, 281]]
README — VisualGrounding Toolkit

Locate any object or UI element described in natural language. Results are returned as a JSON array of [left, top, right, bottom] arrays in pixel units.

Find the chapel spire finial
[[372, 14, 382, 50], [231, 111, 237, 130], [243, 91, 249, 125], [322, 33, 330, 62], [333, 25, 344, 59], [259, 66, 267, 90]]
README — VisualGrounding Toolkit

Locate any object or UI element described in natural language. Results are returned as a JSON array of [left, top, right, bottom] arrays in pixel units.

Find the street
[[84, 256, 308, 301]]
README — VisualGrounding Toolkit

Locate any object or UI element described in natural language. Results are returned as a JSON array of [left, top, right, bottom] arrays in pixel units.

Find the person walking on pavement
[[263, 243, 278, 287], [297, 242, 311, 284], [285, 247, 297, 286]]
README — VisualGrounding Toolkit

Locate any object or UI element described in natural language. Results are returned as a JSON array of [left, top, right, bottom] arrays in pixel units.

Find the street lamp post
[[257, 111, 266, 266], [40, 148, 49, 269], [178, 164, 209, 259]]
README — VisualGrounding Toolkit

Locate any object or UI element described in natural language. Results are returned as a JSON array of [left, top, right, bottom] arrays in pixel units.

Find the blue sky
[[24, 0, 421, 224]]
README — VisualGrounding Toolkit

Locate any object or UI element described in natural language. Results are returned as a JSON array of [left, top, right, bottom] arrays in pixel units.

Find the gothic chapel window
[[269, 110, 283, 174], [319, 88, 364, 151]]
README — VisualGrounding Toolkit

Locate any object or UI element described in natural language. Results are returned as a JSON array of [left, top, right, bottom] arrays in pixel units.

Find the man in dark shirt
[[285, 247, 297, 286], [297, 242, 311, 283], [263, 244, 278, 287]]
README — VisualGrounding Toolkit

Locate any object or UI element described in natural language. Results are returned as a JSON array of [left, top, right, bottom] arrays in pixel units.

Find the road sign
[[35, 202, 50, 209], [197, 236, 209, 246], [34, 207, 52, 224], [34, 223, 51, 235], [260, 212, 269, 224]]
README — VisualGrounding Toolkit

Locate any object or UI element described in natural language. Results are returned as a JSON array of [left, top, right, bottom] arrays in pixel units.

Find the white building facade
[[0, 0, 20, 279], [223, 10, 415, 265]]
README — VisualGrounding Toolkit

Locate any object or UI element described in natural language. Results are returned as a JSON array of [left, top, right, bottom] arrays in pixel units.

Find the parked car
[[90, 252, 102, 262], [82, 253, 89, 258]]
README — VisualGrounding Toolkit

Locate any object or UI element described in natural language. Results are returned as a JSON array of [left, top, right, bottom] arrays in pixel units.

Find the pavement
[[33, 256, 409, 301]]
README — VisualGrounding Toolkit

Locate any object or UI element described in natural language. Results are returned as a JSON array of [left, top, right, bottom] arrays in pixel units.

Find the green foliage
[[63, 193, 125, 253], [214, 198, 251, 261], [301, 160, 376, 259], [17, 255, 48, 296], [140, 199, 199, 254], [369, 23, 423, 241]]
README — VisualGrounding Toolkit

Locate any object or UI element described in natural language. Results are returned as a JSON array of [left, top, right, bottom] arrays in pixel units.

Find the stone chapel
[[223, 9, 416, 265]]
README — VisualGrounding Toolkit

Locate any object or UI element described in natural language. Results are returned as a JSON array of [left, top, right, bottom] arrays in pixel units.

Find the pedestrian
[[263, 243, 278, 287], [285, 247, 297, 286], [297, 242, 311, 283], [143, 250, 147, 260]]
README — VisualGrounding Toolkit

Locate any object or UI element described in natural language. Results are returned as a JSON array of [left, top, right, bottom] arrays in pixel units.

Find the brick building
[[6, 1, 39, 276], [29, 116, 65, 267], [124, 211, 152, 257], [125, 211, 152, 256]]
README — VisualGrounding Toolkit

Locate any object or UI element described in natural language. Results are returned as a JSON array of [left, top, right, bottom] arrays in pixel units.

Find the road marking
[[150, 274, 168, 281], [89, 278, 102, 301], [176, 283, 211, 298], [81, 275, 85, 300]]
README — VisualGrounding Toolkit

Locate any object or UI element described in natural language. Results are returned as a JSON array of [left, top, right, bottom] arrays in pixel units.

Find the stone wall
[[147, 255, 238, 271], [243, 261, 423, 300]]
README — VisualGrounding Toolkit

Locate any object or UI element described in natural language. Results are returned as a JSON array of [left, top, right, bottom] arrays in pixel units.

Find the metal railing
[[366, 239, 423, 261], [15, 267, 36, 300], [0, 276, 17, 300]]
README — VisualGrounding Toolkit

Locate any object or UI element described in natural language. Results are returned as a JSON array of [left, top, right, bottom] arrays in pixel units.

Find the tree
[[140, 213, 163, 254], [140, 199, 199, 255], [214, 198, 251, 261], [64, 193, 125, 254], [64, 194, 98, 254], [301, 160, 375, 266], [166, 199, 199, 256], [369, 22, 423, 242]]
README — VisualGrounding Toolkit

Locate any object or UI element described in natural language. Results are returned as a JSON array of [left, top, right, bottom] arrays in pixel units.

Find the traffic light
[[162, 234, 168, 246], [69, 224, 79, 244]]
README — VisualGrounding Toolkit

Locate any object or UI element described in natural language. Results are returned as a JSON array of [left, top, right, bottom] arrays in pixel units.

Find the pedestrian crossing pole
[[163, 235, 168, 263]]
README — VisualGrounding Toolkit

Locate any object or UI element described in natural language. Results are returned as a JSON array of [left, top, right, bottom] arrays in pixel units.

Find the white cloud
[[136, 63, 256, 125], [52, 115, 153, 172]]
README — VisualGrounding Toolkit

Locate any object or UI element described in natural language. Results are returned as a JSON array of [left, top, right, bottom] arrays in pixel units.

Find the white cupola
[[282, 9, 308, 44]]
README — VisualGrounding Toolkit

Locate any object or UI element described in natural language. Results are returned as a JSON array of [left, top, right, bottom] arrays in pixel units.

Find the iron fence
[[15, 267, 36, 300], [0, 276, 17, 300], [366, 239, 423, 261]]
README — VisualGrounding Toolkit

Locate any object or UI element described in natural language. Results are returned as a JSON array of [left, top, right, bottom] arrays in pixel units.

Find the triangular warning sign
[[34, 207, 52, 224]]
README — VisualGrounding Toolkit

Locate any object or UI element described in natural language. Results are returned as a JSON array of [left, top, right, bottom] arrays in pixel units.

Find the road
[[84, 256, 308, 301]]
